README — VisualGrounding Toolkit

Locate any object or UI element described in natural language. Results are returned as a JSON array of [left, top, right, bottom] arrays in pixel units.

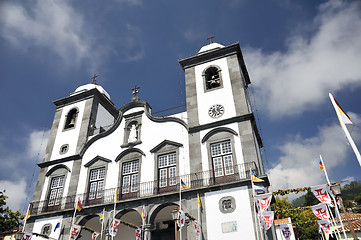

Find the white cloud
[[0, 129, 49, 212], [0, 179, 28, 211], [245, 0, 361, 118], [0, 0, 108, 70], [268, 112, 361, 192], [27, 130, 50, 159]]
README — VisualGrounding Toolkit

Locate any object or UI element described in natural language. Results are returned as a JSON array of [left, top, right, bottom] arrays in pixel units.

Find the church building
[[25, 41, 271, 240]]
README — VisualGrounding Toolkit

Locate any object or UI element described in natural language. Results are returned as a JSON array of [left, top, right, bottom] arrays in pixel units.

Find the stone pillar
[[143, 224, 155, 240]]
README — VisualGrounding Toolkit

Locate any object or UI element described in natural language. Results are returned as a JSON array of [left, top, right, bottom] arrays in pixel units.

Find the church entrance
[[152, 220, 176, 240], [151, 204, 181, 240]]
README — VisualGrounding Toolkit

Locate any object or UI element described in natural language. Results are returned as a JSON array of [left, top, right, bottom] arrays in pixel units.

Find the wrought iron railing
[[30, 162, 258, 215]]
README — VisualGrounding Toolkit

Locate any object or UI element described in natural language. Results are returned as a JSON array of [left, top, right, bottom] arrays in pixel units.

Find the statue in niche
[[128, 124, 138, 143]]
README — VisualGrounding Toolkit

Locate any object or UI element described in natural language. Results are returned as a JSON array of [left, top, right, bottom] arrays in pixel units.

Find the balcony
[[30, 162, 259, 216]]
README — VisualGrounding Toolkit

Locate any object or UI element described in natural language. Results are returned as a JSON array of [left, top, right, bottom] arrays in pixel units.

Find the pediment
[[150, 140, 183, 153], [84, 156, 112, 167]]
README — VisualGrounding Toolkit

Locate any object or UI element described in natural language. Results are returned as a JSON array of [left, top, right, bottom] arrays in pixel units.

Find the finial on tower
[[207, 34, 215, 44], [131, 85, 140, 101], [91, 74, 98, 84]]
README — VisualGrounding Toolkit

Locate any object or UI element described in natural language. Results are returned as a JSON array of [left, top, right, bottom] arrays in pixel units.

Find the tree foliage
[[0, 191, 22, 232], [272, 196, 319, 239]]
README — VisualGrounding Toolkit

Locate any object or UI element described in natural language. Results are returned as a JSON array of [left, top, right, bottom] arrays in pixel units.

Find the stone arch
[[77, 214, 101, 240]]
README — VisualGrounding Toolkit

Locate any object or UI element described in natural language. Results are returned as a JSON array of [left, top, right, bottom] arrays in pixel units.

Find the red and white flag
[[177, 210, 186, 230], [311, 185, 332, 204], [318, 219, 332, 234], [260, 211, 274, 231], [311, 204, 329, 220], [109, 218, 121, 237], [254, 193, 273, 214], [21, 232, 33, 240], [68, 224, 81, 240], [135, 228, 142, 240], [91, 232, 100, 240], [194, 220, 201, 235], [280, 224, 294, 240]]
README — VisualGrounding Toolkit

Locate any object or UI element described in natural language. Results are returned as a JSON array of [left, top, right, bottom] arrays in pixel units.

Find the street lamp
[[330, 183, 358, 240], [171, 208, 179, 240]]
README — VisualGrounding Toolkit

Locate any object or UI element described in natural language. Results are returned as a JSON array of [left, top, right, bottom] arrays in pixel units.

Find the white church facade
[[26, 41, 272, 240]]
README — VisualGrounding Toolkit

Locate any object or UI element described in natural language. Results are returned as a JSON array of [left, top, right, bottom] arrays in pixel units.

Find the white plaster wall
[[199, 122, 245, 172], [31, 216, 63, 240], [95, 103, 115, 128], [194, 58, 236, 125], [51, 101, 86, 160], [40, 161, 74, 201], [204, 186, 256, 240], [77, 107, 189, 195]]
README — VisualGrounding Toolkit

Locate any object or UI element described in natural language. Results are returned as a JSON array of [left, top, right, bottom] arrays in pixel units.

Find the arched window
[[64, 108, 78, 130], [204, 66, 222, 91]]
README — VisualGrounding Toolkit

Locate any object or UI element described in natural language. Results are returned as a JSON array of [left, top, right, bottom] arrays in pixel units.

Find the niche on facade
[[122, 116, 142, 148]]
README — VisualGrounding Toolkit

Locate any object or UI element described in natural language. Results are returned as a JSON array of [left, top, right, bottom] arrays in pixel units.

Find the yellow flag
[[114, 189, 117, 203]]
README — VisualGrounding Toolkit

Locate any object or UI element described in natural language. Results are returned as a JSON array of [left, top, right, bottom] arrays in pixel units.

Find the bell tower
[[179, 42, 264, 175], [32, 80, 118, 204]]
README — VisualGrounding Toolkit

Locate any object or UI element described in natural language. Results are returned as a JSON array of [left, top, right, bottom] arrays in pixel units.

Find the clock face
[[208, 104, 224, 118]]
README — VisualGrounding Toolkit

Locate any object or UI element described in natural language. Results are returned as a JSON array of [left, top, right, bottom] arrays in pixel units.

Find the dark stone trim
[[119, 100, 151, 113], [38, 155, 81, 168], [189, 113, 263, 148], [201, 127, 238, 143], [145, 111, 188, 129], [80, 111, 124, 156], [123, 110, 144, 119], [84, 156, 112, 167], [179, 42, 251, 86], [149, 140, 183, 153], [45, 164, 71, 177], [80, 100, 187, 157], [189, 114, 251, 133], [115, 148, 146, 162], [53, 88, 116, 116]]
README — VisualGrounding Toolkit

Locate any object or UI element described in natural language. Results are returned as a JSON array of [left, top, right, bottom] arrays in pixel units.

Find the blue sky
[[1, 0, 361, 212]]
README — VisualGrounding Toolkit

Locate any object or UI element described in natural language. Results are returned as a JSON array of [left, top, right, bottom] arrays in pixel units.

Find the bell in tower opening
[[65, 108, 78, 129], [205, 66, 221, 90]]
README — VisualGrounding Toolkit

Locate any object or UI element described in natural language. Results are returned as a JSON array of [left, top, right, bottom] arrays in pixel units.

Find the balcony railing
[[30, 162, 258, 215]]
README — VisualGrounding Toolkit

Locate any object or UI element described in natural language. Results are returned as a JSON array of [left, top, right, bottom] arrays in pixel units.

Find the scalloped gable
[[84, 155, 112, 167], [150, 140, 183, 153]]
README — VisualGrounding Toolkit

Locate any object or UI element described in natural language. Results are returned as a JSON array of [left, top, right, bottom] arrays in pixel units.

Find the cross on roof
[[91, 74, 98, 84], [207, 34, 215, 44], [132, 85, 140, 96]]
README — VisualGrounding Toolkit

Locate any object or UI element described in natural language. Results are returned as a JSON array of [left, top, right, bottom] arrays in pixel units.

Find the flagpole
[[179, 178, 182, 240], [112, 189, 117, 240], [250, 169, 263, 240], [100, 208, 104, 240], [326, 204, 341, 240], [22, 203, 31, 232], [197, 194, 202, 240], [329, 93, 361, 167], [319, 155, 347, 239]]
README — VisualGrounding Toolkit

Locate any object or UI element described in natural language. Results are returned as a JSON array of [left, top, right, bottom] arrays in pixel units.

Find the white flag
[[177, 210, 186, 230], [194, 220, 201, 235], [109, 218, 121, 236], [318, 219, 332, 234], [280, 224, 294, 240], [68, 224, 81, 240], [254, 193, 273, 214], [135, 228, 142, 240], [311, 185, 332, 204], [260, 211, 274, 232], [21, 232, 33, 240], [311, 204, 329, 220]]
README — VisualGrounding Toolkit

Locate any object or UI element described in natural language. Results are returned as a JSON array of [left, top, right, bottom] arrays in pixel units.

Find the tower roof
[[72, 83, 111, 100], [197, 42, 225, 54]]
